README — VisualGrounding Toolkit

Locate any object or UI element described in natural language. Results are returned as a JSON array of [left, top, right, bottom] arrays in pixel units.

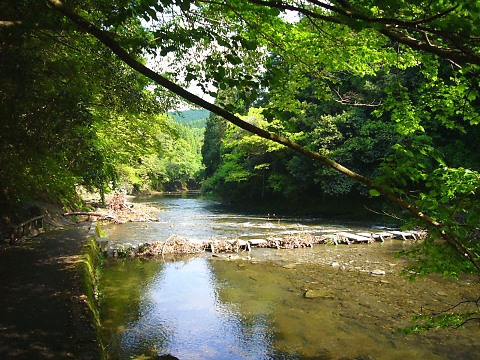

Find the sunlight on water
[[105, 196, 364, 248], [101, 254, 479, 360]]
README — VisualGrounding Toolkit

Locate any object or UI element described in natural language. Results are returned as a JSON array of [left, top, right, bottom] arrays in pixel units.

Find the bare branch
[[244, 0, 342, 24], [332, 87, 382, 107], [364, 206, 405, 222], [456, 317, 480, 328], [413, 5, 459, 25], [0, 20, 23, 27], [35, 29, 84, 53]]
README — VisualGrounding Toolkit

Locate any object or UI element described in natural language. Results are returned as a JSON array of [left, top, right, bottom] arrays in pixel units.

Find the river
[[100, 196, 480, 359]]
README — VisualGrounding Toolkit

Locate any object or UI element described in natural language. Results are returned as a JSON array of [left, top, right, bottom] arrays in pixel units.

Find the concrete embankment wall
[[78, 222, 106, 359]]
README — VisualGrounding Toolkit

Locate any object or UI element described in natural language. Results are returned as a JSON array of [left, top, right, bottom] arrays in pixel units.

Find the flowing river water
[[100, 196, 480, 359]]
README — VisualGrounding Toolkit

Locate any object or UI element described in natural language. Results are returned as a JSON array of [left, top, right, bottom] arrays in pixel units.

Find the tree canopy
[[0, 0, 202, 221], [2, 1, 479, 291]]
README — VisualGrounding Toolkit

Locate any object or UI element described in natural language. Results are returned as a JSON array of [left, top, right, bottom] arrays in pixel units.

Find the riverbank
[[0, 223, 102, 359]]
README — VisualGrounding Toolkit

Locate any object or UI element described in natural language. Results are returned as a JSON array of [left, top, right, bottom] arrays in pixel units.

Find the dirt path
[[0, 225, 99, 359]]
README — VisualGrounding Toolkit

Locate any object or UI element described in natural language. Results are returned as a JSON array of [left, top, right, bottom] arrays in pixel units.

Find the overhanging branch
[[0, 20, 23, 26], [243, 0, 480, 66], [45, 0, 480, 272], [46, 0, 369, 187]]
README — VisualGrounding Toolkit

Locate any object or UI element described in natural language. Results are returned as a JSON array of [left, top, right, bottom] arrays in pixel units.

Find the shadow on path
[[0, 225, 98, 359]]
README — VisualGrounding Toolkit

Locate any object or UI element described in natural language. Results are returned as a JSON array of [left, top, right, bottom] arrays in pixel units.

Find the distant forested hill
[[169, 109, 209, 128]]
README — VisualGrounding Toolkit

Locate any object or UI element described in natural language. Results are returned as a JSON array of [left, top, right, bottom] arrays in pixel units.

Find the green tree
[[203, 107, 286, 201], [158, 118, 205, 191], [202, 88, 249, 179], [0, 0, 172, 224]]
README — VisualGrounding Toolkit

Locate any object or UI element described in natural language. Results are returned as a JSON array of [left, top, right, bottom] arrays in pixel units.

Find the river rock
[[97, 239, 109, 252], [370, 269, 386, 276], [304, 289, 334, 299], [249, 239, 267, 246]]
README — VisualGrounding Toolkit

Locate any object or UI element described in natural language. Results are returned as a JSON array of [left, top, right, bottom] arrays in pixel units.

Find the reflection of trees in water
[[102, 257, 272, 359], [208, 257, 474, 360], [113, 313, 173, 359], [208, 259, 292, 357], [100, 258, 169, 358]]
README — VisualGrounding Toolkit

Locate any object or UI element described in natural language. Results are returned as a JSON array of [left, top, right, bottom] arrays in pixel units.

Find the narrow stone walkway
[[0, 225, 98, 359]]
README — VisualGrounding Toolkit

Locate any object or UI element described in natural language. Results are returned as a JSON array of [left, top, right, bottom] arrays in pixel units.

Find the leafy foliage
[[0, 0, 175, 223], [397, 311, 479, 334], [2, 0, 479, 332], [190, 1, 480, 275], [202, 108, 286, 201]]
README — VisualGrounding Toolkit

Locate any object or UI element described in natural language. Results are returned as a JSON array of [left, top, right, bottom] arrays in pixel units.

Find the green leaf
[[179, 1, 190, 11], [226, 53, 242, 65], [369, 189, 381, 197], [160, 45, 176, 56], [146, 8, 158, 21], [184, 72, 196, 82]]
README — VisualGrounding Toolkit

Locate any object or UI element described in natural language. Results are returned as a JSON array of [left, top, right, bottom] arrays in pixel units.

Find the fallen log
[[372, 232, 394, 242], [249, 239, 268, 246], [62, 212, 116, 220], [356, 232, 375, 241]]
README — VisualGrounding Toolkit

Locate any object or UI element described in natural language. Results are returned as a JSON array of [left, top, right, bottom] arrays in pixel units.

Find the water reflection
[[209, 258, 438, 360], [102, 257, 272, 359], [101, 255, 467, 360]]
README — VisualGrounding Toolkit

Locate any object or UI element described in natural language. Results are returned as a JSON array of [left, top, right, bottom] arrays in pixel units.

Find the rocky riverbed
[[207, 242, 480, 359]]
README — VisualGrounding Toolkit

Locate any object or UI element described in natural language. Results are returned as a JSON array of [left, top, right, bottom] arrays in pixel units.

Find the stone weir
[[98, 229, 424, 258]]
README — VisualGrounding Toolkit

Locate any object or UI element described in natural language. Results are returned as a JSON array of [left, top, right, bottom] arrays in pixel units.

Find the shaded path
[[0, 225, 98, 359]]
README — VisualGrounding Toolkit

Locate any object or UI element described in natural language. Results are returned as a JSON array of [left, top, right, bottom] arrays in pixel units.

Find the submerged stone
[[304, 289, 334, 299]]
